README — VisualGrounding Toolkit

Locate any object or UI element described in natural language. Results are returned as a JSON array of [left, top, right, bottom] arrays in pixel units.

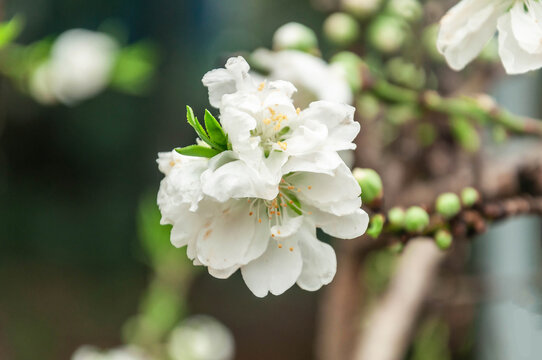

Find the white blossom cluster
[[438, 0, 542, 74], [157, 56, 368, 297], [30, 29, 119, 105]]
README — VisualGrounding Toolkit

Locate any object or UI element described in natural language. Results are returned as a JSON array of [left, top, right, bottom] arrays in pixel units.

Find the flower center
[[246, 176, 313, 250], [252, 103, 300, 156]]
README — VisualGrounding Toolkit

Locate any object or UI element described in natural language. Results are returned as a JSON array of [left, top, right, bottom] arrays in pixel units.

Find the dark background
[[0, 0, 328, 358]]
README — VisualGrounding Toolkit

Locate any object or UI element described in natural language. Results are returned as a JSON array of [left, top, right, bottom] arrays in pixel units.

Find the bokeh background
[[1, 0, 542, 359], [0, 0, 326, 358]]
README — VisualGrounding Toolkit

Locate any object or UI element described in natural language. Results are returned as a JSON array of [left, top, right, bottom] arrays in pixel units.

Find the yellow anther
[[258, 82, 265, 91], [278, 244, 283, 248], [249, 212, 253, 216], [296, 107, 301, 115], [289, 247, 294, 252], [268, 107, 276, 116], [287, 186, 295, 190], [297, 188, 301, 192], [258, 218, 262, 223], [277, 141, 287, 151], [289, 200, 293, 204], [263, 118, 271, 125], [277, 211, 281, 216], [277, 230, 281, 234], [274, 124, 281, 131], [272, 234, 275, 238], [169, 161, 175, 167], [308, 186, 312, 190], [308, 211, 312, 215]]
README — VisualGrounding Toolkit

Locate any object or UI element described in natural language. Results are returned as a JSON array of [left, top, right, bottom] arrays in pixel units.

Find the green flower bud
[[434, 229, 453, 250], [273, 22, 318, 53], [385, 57, 426, 89], [368, 16, 406, 53], [356, 94, 380, 121], [387, 207, 405, 228], [386, 104, 417, 125], [421, 24, 443, 62], [367, 214, 385, 238], [460, 187, 480, 207], [353, 168, 384, 205], [435, 193, 461, 219], [330, 51, 364, 91], [388, 242, 404, 253], [404, 206, 429, 232], [450, 116, 480, 153], [387, 0, 423, 23], [323, 13, 361, 47], [342, 0, 382, 19]]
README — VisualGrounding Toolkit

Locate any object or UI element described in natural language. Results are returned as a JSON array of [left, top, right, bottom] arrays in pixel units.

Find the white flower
[[251, 49, 353, 107], [158, 150, 368, 297], [71, 345, 150, 360], [201, 57, 359, 200], [30, 29, 119, 105], [168, 315, 235, 360], [157, 56, 369, 297], [437, 0, 542, 74]]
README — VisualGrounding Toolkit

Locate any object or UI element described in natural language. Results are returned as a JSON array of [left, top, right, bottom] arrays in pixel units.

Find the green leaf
[[175, 145, 220, 158], [185, 106, 222, 149], [204, 109, 227, 146], [0, 15, 24, 50]]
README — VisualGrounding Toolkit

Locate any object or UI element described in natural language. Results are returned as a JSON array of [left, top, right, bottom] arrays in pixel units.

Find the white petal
[[201, 151, 283, 201], [241, 235, 302, 297], [282, 151, 344, 176], [310, 208, 369, 239], [169, 210, 203, 248], [270, 214, 304, 238], [437, 0, 509, 70], [299, 101, 359, 152], [498, 12, 542, 74], [208, 265, 239, 279], [288, 162, 361, 215], [196, 200, 256, 270], [284, 121, 328, 155], [296, 225, 337, 291], [201, 56, 253, 108], [242, 208, 271, 264], [157, 155, 207, 213], [509, 1, 542, 54]]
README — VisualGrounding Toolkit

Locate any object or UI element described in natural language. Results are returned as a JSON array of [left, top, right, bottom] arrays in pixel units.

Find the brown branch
[[353, 238, 446, 360], [315, 241, 364, 360]]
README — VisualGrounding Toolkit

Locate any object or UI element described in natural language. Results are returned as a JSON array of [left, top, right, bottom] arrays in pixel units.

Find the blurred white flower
[[272, 22, 318, 52], [71, 345, 150, 360], [168, 315, 234, 360], [157, 56, 368, 297], [30, 29, 119, 105], [252, 49, 353, 107], [437, 0, 542, 74]]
